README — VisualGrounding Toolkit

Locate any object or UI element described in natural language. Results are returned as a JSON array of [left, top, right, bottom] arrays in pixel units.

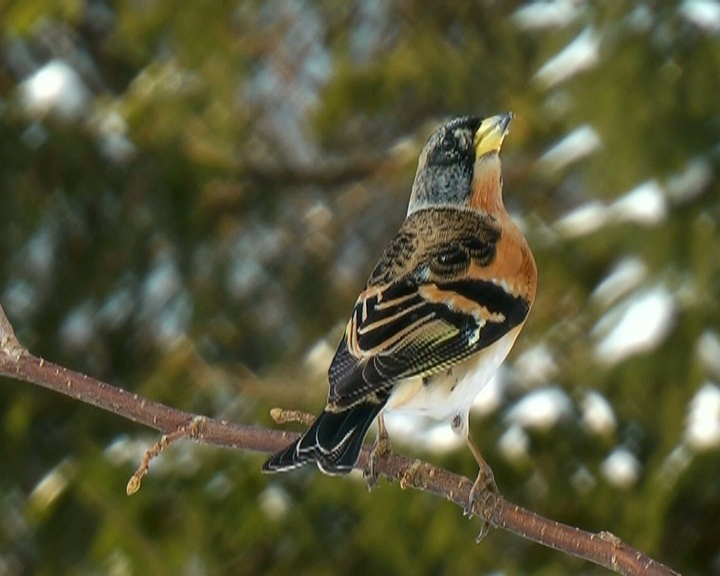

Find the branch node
[[0, 303, 25, 361], [599, 531, 622, 546]]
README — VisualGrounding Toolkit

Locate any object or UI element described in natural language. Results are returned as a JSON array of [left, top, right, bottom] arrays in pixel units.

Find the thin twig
[[127, 416, 208, 495], [270, 407, 316, 426], [0, 303, 680, 576]]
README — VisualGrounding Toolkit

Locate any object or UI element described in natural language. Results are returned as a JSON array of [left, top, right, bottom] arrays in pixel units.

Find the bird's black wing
[[327, 264, 530, 409]]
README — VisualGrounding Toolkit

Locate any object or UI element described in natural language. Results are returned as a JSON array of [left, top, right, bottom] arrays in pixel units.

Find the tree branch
[[0, 303, 679, 576]]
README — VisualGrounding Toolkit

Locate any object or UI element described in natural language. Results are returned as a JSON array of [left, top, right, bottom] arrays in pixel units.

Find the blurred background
[[1, 1, 719, 574]]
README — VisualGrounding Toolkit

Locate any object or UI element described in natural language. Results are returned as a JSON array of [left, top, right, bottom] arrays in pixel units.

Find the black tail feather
[[262, 402, 384, 474]]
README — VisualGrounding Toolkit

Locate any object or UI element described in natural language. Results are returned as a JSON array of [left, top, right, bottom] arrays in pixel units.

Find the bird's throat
[[467, 155, 504, 215]]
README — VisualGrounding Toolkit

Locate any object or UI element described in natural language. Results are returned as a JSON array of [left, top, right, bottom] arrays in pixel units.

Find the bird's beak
[[474, 113, 513, 157]]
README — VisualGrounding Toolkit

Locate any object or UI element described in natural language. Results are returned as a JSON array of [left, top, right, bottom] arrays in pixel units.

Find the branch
[[0, 303, 679, 576]]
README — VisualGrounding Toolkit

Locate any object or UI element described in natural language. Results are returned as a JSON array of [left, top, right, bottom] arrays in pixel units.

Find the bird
[[262, 114, 537, 506]]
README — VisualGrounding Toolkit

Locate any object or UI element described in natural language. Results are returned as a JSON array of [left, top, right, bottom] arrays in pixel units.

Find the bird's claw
[[475, 521, 490, 543], [365, 431, 392, 490], [463, 462, 499, 543], [399, 460, 423, 490]]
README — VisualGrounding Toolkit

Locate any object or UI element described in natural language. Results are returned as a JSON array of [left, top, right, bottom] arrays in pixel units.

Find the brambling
[[263, 114, 537, 506]]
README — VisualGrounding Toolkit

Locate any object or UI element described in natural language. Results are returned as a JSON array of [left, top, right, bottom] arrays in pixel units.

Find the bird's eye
[[440, 133, 455, 153]]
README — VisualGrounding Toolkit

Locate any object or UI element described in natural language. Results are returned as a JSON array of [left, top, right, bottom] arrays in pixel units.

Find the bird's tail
[[262, 402, 384, 474]]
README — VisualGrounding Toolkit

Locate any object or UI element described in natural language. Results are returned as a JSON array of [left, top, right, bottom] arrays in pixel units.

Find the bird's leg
[[464, 433, 499, 541], [366, 413, 392, 489], [466, 434, 497, 496]]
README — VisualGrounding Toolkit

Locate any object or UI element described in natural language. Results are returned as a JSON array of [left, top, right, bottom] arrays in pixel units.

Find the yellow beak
[[474, 113, 514, 157]]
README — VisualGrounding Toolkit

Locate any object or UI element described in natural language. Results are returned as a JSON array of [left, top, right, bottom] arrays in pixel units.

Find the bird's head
[[407, 113, 513, 215]]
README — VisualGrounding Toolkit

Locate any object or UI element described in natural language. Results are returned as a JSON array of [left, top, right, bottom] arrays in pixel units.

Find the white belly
[[384, 327, 521, 437]]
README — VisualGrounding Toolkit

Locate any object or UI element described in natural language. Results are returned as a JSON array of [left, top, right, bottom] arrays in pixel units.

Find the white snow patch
[[505, 386, 574, 431], [534, 27, 600, 88], [20, 60, 90, 120], [591, 257, 648, 308], [538, 125, 602, 173], [581, 391, 617, 437], [686, 382, 720, 450], [594, 286, 676, 366], [601, 448, 641, 489]]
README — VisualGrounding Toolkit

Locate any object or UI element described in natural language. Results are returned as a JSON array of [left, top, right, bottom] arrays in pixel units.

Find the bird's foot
[[463, 462, 499, 543], [399, 460, 423, 490], [365, 431, 393, 490], [464, 459, 498, 516]]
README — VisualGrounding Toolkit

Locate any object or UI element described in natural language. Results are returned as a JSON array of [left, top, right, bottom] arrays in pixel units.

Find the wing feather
[[328, 276, 529, 408], [326, 207, 531, 409]]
